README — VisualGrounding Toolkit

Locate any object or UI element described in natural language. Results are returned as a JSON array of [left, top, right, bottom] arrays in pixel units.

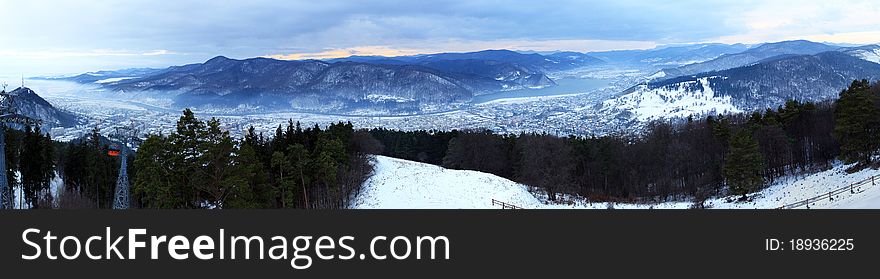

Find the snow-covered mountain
[[602, 51, 880, 121], [38, 68, 164, 84], [3, 87, 78, 128], [333, 49, 605, 73], [414, 59, 558, 89], [657, 40, 839, 80], [351, 156, 880, 209], [588, 43, 750, 68], [100, 56, 475, 112], [74, 52, 576, 113], [325, 49, 594, 89]]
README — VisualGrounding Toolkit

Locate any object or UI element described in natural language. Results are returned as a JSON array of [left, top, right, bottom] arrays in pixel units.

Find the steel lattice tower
[[111, 146, 130, 209], [110, 125, 140, 209], [0, 125, 9, 209]]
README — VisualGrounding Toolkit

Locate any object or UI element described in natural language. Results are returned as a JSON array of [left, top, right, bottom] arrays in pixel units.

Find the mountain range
[[52, 40, 880, 119], [602, 48, 880, 121], [656, 40, 840, 80], [69, 50, 601, 113], [589, 43, 750, 68]]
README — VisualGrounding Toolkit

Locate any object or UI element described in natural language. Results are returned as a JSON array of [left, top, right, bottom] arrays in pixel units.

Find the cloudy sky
[[1, 0, 879, 75]]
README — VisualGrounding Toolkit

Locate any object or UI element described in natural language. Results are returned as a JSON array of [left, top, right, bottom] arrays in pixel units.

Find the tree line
[[129, 109, 375, 209], [369, 80, 879, 206]]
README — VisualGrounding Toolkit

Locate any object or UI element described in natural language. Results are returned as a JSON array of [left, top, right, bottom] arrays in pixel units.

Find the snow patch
[[850, 48, 880, 64], [647, 70, 666, 79], [94, 77, 136, 84], [364, 94, 415, 103]]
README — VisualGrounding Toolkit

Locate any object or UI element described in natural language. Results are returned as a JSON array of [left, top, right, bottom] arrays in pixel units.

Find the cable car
[[108, 143, 121, 157]]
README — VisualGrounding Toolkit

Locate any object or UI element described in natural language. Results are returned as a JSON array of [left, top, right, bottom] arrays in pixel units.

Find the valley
[[5, 40, 880, 142], [3, 70, 627, 141]]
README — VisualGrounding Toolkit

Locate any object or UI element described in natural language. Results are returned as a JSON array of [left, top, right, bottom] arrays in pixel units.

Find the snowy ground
[[351, 156, 880, 209], [712, 163, 880, 209], [11, 171, 64, 209]]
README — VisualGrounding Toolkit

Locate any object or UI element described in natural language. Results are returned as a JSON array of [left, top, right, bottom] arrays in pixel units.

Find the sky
[[1, 0, 879, 76]]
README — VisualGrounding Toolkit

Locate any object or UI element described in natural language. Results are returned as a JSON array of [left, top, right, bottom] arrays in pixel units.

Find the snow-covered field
[[351, 156, 880, 209]]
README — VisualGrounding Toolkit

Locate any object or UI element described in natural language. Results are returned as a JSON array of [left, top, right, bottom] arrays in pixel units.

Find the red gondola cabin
[[108, 143, 121, 156]]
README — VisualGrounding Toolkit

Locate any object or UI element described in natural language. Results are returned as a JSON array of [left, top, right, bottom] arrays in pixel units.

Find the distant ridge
[[4, 87, 78, 127]]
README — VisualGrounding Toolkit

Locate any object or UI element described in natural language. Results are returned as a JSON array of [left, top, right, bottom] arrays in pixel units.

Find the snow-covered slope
[[844, 46, 880, 64], [3, 87, 79, 127], [600, 77, 741, 121], [352, 156, 880, 209], [717, 163, 880, 209], [351, 156, 548, 209]]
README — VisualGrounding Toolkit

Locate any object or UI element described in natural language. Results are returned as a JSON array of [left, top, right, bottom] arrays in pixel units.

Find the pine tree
[[313, 135, 346, 208], [169, 109, 209, 207], [199, 117, 238, 208], [20, 125, 55, 208], [132, 135, 178, 208], [287, 143, 310, 208], [834, 79, 879, 167], [711, 114, 731, 150], [270, 151, 295, 208], [724, 129, 764, 198], [225, 143, 270, 208], [84, 127, 114, 208]]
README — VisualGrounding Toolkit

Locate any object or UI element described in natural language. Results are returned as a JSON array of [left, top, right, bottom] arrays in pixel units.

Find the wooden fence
[[491, 199, 523, 209], [778, 174, 878, 209]]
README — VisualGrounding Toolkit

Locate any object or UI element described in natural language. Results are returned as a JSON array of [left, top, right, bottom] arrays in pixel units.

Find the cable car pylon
[[109, 123, 142, 209]]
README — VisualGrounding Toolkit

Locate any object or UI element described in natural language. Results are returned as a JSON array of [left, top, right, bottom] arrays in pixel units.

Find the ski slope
[[351, 156, 880, 209]]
